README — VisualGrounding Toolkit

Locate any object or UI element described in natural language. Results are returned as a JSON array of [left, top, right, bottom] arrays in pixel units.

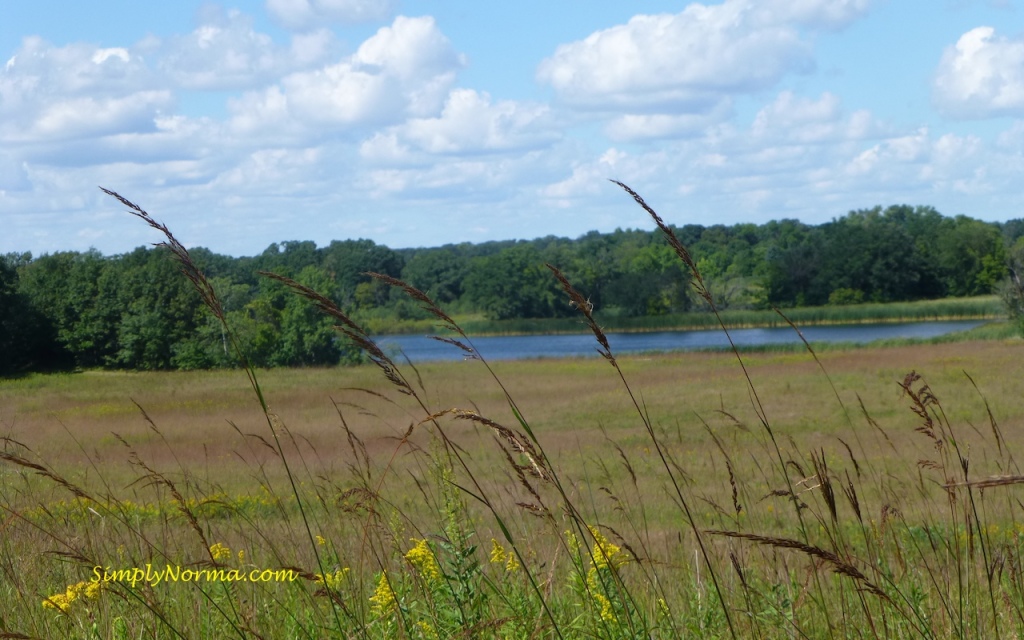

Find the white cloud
[[934, 26, 1024, 118], [750, 91, 882, 143], [229, 16, 464, 135], [361, 89, 557, 160], [846, 128, 929, 176], [754, 0, 871, 31], [604, 101, 733, 142], [536, 0, 818, 111], [91, 48, 130, 65], [266, 0, 394, 30], [211, 147, 323, 193], [0, 37, 151, 99], [30, 91, 173, 141], [0, 38, 167, 144], [541, 147, 658, 202], [157, 9, 336, 90]]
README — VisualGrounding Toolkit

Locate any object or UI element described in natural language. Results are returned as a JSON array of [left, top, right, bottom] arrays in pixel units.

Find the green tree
[[464, 244, 565, 320], [936, 217, 1008, 296], [17, 250, 119, 368], [1, 255, 69, 375], [320, 239, 404, 305], [998, 237, 1024, 336], [107, 247, 206, 370], [400, 248, 468, 304], [275, 266, 349, 366]]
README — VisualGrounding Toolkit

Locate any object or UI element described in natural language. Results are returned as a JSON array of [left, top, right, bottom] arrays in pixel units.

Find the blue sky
[[3, 0, 1024, 257]]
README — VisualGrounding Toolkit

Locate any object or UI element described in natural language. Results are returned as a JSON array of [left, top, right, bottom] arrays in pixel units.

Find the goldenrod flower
[[314, 568, 350, 590], [505, 552, 520, 573], [416, 620, 439, 639], [83, 581, 102, 599], [209, 542, 231, 561], [404, 538, 442, 584], [489, 538, 506, 565], [42, 581, 101, 613], [489, 538, 520, 573], [369, 571, 397, 616], [587, 568, 616, 623], [42, 593, 71, 613], [588, 526, 623, 570]]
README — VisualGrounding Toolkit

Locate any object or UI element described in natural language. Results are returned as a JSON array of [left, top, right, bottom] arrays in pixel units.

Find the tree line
[[2, 204, 1022, 375]]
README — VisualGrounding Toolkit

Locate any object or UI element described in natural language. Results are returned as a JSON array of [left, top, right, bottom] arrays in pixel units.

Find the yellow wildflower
[[489, 538, 520, 573], [404, 538, 442, 584], [588, 526, 623, 570], [505, 551, 520, 573], [315, 534, 327, 546], [42, 581, 100, 613], [83, 581, 102, 599], [314, 568, 350, 590], [237, 549, 245, 563], [587, 568, 616, 623], [209, 542, 231, 561], [489, 538, 506, 565], [369, 571, 397, 616], [42, 593, 71, 613], [416, 620, 439, 640]]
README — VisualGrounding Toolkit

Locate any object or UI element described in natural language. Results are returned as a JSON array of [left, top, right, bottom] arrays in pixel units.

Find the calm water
[[373, 320, 984, 363]]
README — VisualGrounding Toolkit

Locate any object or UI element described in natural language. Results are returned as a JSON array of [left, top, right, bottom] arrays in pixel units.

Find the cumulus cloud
[[360, 89, 558, 161], [211, 147, 323, 194], [754, 0, 871, 31], [0, 38, 166, 144], [536, 0, 826, 111], [229, 16, 464, 135], [31, 91, 173, 141], [750, 91, 881, 143], [933, 26, 1024, 118], [157, 9, 336, 90], [266, 0, 394, 30], [1, 37, 152, 99], [603, 101, 734, 142]]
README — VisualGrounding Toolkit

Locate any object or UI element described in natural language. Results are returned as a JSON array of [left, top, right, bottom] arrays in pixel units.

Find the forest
[[2, 204, 1023, 375]]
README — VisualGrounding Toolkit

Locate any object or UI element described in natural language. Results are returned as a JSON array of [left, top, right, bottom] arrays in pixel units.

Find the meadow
[[3, 331, 1024, 638], [3, 185, 1024, 639]]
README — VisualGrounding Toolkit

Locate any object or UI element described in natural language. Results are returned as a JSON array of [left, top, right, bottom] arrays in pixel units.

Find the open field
[[3, 335, 1024, 638]]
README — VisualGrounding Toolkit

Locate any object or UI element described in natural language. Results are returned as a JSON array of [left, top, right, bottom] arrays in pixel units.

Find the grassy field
[[3, 334, 1024, 638]]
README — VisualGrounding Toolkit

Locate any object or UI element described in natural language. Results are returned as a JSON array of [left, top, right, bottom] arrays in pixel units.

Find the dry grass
[[3, 339, 1020, 522]]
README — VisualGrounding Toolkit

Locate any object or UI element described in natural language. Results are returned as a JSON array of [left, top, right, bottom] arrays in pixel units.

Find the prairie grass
[[1, 186, 1023, 638]]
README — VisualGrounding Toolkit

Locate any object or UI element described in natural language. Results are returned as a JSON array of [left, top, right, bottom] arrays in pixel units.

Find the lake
[[373, 320, 985, 362]]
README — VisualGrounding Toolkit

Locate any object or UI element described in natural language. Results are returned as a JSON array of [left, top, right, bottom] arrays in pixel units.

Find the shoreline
[[370, 313, 1002, 338]]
